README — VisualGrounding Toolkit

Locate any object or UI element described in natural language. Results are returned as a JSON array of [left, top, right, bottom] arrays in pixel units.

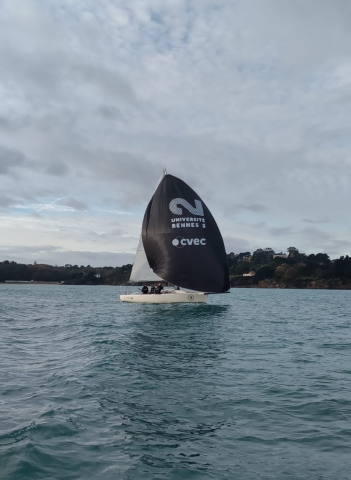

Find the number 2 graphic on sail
[[169, 198, 204, 216]]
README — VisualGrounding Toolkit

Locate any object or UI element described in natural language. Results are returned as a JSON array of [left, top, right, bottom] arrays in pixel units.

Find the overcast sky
[[1, 0, 351, 266]]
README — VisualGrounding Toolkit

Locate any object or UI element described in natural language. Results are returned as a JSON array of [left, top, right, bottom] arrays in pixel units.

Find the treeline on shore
[[0, 261, 132, 285], [228, 247, 351, 289], [1, 247, 351, 289]]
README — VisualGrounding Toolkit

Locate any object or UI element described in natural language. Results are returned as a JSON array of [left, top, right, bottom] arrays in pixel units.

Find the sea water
[[0, 285, 350, 480]]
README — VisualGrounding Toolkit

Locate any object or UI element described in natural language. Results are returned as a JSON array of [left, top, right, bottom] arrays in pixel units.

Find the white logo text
[[172, 237, 206, 248]]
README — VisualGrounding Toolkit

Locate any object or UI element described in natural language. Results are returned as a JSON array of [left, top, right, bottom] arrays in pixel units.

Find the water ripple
[[1, 286, 351, 479]]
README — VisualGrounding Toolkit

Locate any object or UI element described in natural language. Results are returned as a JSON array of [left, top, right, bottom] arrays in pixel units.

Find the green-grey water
[[0, 285, 350, 479]]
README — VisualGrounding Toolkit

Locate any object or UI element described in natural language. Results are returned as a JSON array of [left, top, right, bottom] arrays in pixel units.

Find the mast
[[128, 169, 167, 284]]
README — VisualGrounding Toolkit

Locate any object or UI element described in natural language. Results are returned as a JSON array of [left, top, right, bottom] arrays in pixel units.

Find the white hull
[[120, 289, 208, 304]]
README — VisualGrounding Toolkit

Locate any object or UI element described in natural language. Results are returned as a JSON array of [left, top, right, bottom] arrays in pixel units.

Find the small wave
[[0, 422, 38, 442]]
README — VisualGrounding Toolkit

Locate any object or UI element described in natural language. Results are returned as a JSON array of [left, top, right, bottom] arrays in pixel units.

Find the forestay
[[142, 174, 230, 293]]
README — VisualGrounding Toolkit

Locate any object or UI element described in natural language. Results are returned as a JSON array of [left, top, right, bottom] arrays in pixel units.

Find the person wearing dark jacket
[[155, 283, 163, 294], [141, 284, 148, 294], [150, 285, 156, 294]]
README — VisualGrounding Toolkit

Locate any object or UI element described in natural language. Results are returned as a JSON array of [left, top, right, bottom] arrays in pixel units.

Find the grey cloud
[[72, 64, 135, 103], [0, 194, 21, 208], [110, 228, 124, 235], [90, 150, 158, 185], [223, 236, 251, 254], [0, 145, 43, 177], [300, 227, 331, 241], [17, 186, 56, 200], [0, 185, 60, 211], [333, 239, 351, 248], [328, 239, 351, 250], [0, 145, 26, 174], [235, 220, 266, 230], [1, 0, 351, 261], [46, 162, 70, 177], [57, 250, 134, 267], [271, 227, 294, 236], [0, 245, 133, 267], [252, 221, 267, 229], [0, 117, 10, 128], [107, 220, 122, 227], [88, 228, 124, 242], [317, 239, 351, 257], [0, 245, 61, 255], [67, 147, 160, 204], [62, 198, 88, 211], [237, 203, 268, 213], [302, 218, 330, 224], [97, 105, 126, 121], [0, 115, 31, 131], [0, 12, 136, 106]]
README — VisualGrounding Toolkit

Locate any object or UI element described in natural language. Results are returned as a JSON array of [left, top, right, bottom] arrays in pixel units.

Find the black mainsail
[[142, 174, 230, 293]]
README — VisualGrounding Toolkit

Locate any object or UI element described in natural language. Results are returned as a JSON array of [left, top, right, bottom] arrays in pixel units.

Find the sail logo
[[172, 236, 206, 248], [169, 198, 204, 216]]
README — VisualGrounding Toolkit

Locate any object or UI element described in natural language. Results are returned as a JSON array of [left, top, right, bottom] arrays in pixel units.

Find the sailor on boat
[[155, 283, 163, 294], [150, 285, 156, 294], [141, 284, 149, 294]]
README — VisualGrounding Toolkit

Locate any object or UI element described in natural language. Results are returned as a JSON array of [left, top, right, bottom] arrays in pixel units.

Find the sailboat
[[120, 170, 230, 303]]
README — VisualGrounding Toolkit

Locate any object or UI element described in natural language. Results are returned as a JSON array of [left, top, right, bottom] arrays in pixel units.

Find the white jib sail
[[129, 168, 166, 283], [129, 236, 163, 283]]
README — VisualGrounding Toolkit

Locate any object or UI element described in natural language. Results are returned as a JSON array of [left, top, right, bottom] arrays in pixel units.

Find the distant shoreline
[[0, 282, 61, 285], [230, 278, 351, 290], [232, 285, 351, 290], [1, 282, 350, 290], [2, 250, 351, 289]]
